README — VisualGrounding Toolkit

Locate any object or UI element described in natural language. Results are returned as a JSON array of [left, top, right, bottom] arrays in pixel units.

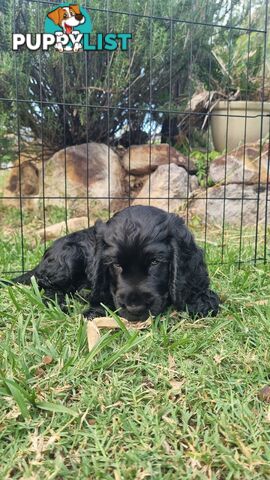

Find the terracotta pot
[[211, 101, 270, 152]]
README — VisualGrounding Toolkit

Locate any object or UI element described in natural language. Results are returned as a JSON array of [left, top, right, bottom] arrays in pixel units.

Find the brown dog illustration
[[47, 5, 85, 52]]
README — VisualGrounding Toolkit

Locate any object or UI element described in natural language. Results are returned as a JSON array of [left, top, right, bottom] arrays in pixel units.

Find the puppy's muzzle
[[121, 307, 149, 322], [126, 305, 147, 316]]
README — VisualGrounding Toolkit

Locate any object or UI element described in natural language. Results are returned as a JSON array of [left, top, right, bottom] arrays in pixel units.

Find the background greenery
[[0, 0, 268, 158]]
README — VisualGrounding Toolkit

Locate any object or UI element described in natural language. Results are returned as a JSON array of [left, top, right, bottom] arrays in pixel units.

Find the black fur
[[12, 206, 220, 320]]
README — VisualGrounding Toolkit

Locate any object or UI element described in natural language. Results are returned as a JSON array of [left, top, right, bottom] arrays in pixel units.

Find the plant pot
[[211, 101, 270, 152]]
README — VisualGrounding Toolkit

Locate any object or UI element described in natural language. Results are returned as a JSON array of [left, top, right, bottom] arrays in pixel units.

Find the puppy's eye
[[63, 13, 68, 18], [150, 259, 159, 266]]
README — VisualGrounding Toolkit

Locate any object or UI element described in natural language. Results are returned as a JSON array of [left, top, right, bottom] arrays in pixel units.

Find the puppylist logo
[[12, 3, 132, 53]]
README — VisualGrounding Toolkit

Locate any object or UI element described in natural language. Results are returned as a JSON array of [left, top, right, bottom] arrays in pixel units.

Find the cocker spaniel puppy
[[12, 205, 220, 320]]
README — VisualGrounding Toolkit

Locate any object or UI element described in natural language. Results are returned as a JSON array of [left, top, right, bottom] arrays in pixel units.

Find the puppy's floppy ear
[[85, 220, 111, 306], [168, 214, 219, 317], [47, 8, 61, 25]]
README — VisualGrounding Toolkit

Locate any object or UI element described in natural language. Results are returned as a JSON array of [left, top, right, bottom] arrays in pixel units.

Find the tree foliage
[[0, 0, 267, 153]]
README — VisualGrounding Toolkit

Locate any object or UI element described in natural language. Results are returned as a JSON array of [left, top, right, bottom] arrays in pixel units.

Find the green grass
[[1, 231, 270, 479]]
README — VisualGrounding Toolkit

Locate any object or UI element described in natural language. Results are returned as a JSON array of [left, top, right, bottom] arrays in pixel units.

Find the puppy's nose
[[126, 305, 146, 316], [75, 14, 83, 20]]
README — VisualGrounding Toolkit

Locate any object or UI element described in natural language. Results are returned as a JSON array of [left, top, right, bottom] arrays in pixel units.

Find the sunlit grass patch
[[0, 227, 270, 479]]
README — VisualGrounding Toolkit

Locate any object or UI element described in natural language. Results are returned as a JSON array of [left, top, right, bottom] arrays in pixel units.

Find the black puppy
[[12, 205, 220, 320]]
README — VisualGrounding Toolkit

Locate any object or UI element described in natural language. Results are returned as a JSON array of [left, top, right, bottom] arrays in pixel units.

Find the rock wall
[[2, 140, 269, 226], [189, 142, 270, 226]]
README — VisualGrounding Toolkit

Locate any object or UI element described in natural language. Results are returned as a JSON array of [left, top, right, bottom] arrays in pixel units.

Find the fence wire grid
[[0, 0, 269, 277]]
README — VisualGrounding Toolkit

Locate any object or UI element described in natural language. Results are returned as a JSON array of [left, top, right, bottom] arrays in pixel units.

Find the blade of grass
[[35, 401, 78, 417], [100, 303, 131, 338], [15, 285, 45, 309], [7, 286, 21, 311], [4, 379, 32, 419], [30, 276, 43, 302], [96, 331, 149, 370]]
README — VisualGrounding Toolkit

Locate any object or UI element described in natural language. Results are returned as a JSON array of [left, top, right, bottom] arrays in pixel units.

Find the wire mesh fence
[[0, 0, 269, 277]]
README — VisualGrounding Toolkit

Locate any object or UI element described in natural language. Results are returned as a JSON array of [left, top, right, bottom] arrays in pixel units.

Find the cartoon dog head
[[47, 5, 85, 35]]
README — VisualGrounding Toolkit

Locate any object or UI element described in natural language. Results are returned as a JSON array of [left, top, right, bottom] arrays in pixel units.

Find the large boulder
[[2, 159, 40, 210], [121, 144, 196, 175], [189, 183, 270, 226], [133, 164, 199, 212], [42, 143, 124, 213], [1, 143, 124, 213], [209, 143, 270, 185]]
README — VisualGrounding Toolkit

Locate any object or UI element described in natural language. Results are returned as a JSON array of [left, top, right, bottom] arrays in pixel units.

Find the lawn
[[1, 226, 270, 479]]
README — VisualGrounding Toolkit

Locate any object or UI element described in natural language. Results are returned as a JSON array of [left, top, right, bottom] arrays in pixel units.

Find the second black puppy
[[13, 205, 220, 320]]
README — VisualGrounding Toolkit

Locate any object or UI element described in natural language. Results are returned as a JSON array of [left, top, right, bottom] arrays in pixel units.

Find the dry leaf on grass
[[258, 385, 270, 403], [29, 429, 60, 461], [87, 317, 152, 352], [246, 299, 269, 307], [52, 385, 72, 394], [88, 418, 96, 426], [94, 317, 126, 328], [42, 355, 53, 365], [94, 317, 151, 330], [162, 415, 177, 426], [265, 409, 270, 423], [167, 353, 185, 394], [163, 440, 173, 454], [114, 471, 122, 480], [213, 354, 223, 364], [5, 405, 21, 420], [87, 321, 101, 352], [236, 438, 252, 458], [135, 470, 152, 480], [35, 367, 46, 377], [168, 354, 176, 371], [169, 379, 185, 394]]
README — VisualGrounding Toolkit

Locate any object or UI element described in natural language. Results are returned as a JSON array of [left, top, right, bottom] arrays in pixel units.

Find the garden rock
[[209, 143, 270, 185], [189, 183, 270, 226], [42, 143, 124, 213], [133, 164, 198, 212], [122, 144, 196, 175], [2, 159, 40, 210], [123, 174, 147, 195], [32, 217, 90, 242]]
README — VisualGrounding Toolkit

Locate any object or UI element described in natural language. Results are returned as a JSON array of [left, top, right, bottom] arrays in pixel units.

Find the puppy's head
[[47, 5, 85, 34], [92, 205, 217, 320], [94, 206, 172, 321]]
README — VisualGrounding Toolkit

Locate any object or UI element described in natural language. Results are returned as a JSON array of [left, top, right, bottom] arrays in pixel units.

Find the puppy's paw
[[186, 290, 220, 318], [83, 306, 107, 320]]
